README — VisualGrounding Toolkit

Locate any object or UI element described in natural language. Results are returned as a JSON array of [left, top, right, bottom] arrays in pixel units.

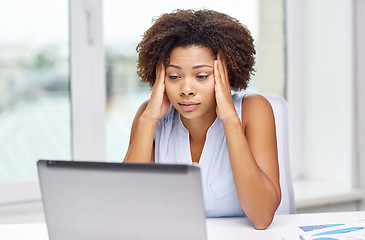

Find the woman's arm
[[123, 101, 155, 163], [227, 95, 280, 229], [214, 59, 280, 229], [123, 65, 170, 163]]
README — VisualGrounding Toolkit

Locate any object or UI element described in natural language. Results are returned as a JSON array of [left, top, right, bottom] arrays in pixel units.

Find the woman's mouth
[[178, 101, 200, 111]]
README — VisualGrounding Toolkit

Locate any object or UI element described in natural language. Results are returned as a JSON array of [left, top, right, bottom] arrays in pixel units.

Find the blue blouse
[[154, 92, 246, 217]]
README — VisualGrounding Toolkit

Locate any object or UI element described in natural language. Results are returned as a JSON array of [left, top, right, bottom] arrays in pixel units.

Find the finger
[[214, 60, 221, 86], [154, 64, 166, 93], [150, 66, 165, 104], [217, 56, 226, 80], [217, 58, 227, 87], [222, 61, 228, 83], [216, 54, 222, 82], [217, 55, 230, 90], [155, 64, 165, 85], [217, 54, 227, 78]]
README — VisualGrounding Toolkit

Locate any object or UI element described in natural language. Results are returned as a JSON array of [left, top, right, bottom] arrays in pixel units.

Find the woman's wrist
[[138, 113, 160, 127], [220, 113, 241, 128]]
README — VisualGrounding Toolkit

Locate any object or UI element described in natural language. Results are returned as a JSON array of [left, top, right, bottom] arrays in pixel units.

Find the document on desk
[[298, 218, 365, 240]]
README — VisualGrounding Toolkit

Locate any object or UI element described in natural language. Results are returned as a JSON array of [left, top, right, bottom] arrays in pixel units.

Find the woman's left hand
[[214, 55, 238, 122]]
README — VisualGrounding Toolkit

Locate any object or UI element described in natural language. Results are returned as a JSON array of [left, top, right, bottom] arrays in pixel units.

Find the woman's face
[[165, 45, 217, 121]]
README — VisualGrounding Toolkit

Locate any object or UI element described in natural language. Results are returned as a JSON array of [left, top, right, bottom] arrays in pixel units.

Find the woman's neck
[[180, 112, 217, 140]]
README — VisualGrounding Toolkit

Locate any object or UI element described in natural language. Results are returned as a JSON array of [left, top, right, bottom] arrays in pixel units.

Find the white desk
[[1, 211, 364, 240]]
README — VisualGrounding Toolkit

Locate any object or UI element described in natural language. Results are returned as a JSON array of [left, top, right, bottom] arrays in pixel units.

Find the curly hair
[[136, 9, 256, 91]]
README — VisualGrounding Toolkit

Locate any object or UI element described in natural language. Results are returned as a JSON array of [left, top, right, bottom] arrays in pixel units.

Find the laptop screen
[[38, 160, 207, 240]]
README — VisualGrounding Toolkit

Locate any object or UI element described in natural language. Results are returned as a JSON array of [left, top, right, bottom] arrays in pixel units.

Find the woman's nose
[[180, 79, 196, 96]]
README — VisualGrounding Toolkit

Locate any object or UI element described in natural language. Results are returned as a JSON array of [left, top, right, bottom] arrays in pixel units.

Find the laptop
[[37, 160, 207, 240]]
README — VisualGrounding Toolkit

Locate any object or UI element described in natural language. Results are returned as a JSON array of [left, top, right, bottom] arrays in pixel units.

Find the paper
[[299, 218, 365, 240]]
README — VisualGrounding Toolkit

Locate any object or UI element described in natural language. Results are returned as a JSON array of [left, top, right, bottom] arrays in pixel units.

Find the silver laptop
[[37, 160, 207, 240]]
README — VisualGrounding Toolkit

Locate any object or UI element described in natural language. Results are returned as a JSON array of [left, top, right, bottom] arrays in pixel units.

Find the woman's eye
[[168, 76, 179, 80], [197, 75, 209, 80]]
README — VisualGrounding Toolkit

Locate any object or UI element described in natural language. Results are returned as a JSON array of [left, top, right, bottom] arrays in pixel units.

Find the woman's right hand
[[141, 64, 170, 122]]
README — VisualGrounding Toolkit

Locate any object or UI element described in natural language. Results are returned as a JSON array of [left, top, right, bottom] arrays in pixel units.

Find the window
[[0, 0, 70, 222], [0, 1, 71, 181]]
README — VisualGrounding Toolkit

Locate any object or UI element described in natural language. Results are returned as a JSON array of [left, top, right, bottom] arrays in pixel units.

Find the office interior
[[0, 0, 364, 224]]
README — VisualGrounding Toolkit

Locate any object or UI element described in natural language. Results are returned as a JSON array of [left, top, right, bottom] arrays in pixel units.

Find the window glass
[[104, 0, 259, 161], [0, 0, 71, 181]]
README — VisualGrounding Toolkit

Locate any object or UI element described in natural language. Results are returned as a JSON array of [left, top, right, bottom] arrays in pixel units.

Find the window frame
[[353, 0, 365, 209], [70, 0, 106, 161]]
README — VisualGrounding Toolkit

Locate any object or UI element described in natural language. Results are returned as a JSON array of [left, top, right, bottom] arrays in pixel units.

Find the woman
[[124, 9, 281, 229]]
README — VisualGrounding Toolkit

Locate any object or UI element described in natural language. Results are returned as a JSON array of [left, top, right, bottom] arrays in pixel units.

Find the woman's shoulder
[[242, 93, 272, 107], [133, 100, 149, 120], [241, 93, 275, 125], [140, 100, 149, 110]]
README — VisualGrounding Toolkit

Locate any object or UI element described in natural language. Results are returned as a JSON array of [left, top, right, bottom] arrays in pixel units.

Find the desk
[[1, 211, 364, 240]]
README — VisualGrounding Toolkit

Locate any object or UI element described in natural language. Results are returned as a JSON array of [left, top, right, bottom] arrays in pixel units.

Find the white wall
[[288, 0, 353, 186], [304, 0, 353, 185]]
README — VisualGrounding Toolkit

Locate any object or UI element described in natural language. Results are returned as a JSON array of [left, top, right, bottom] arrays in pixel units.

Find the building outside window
[[0, 1, 71, 182]]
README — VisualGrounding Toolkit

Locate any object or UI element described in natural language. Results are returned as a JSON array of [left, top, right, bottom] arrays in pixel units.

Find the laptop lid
[[37, 160, 207, 240]]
